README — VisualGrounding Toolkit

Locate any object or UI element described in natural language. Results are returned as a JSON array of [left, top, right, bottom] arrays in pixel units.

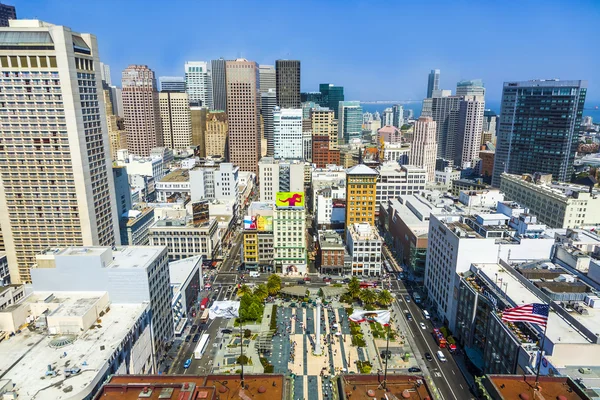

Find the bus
[[433, 328, 447, 348], [200, 297, 209, 310], [360, 281, 378, 289], [200, 309, 210, 324], [194, 334, 210, 359]]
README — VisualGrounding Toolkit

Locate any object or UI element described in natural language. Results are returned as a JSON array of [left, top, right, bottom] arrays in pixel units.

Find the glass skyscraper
[[319, 83, 344, 118], [338, 101, 363, 144], [492, 80, 587, 187]]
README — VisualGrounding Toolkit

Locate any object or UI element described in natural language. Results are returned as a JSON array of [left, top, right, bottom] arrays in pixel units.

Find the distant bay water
[[360, 100, 600, 122]]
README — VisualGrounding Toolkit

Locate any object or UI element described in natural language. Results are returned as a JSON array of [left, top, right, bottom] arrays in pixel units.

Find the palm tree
[[254, 284, 268, 301], [237, 284, 252, 297], [377, 290, 393, 307], [267, 274, 281, 295], [348, 277, 361, 299], [359, 288, 377, 306]]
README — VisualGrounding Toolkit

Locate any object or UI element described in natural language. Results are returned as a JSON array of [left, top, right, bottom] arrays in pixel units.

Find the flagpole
[[534, 316, 549, 389], [383, 323, 390, 389]]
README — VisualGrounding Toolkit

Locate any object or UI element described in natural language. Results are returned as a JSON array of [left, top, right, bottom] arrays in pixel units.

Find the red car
[[303, 277, 311, 282]]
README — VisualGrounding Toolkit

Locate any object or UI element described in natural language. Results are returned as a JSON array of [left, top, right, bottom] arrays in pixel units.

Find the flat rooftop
[[39, 246, 165, 270], [0, 292, 148, 400], [95, 374, 285, 400], [486, 374, 589, 400], [160, 169, 189, 183], [341, 374, 433, 400], [474, 263, 590, 345], [169, 255, 202, 285]]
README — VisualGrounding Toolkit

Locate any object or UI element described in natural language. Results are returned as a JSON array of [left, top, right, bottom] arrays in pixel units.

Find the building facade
[[0, 20, 120, 283], [421, 90, 461, 160], [455, 94, 485, 167], [184, 61, 213, 108], [273, 107, 303, 159], [338, 101, 363, 144], [122, 64, 163, 156], [149, 217, 220, 261], [311, 106, 338, 150], [411, 116, 438, 182], [376, 163, 427, 204], [275, 59, 300, 108], [346, 164, 378, 226], [261, 89, 277, 156], [159, 76, 185, 92], [317, 230, 350, 276], [204, 111, 228, 158], [210, 58, 227, 111], [427, 69, 440, 98], [492, 80, 587, 187], [258, 64, 276, 93], [159, 91, 192, 149], [319, 83, 344, 118], [226, 59, 261, 174], [258, 158, 305, 202], [346, 223, 383, 277], [273, 205, 306, 274]]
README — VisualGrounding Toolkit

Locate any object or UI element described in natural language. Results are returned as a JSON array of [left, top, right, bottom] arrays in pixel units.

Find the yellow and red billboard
[[275, 192, 305, 208]]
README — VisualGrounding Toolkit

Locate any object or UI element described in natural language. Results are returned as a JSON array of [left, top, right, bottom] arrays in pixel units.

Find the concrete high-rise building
[[104, 87, 127, 159], [338, 101, 363, 144], [311, 107, 338, 150], [159, 76, 185, 92], [273, 107, 303, 159], [482, 109, 498, 145], [258, 158, 305, 202], [204, 111, 228, 158], [274, 205, 307, 274], [0, 20, 120, 283], [455, 95, 485, 167], [0, 2, 15, 27], [261, 89, 277, 156], [410, 117, 438, 182], [184, 61, 212, 108], [492, 80, 587, 187], [122, 65, 163, 156], [210, 58, 227, 111], [190, 106, 207, 155], [456, 79, 486, 97], [259, 64, 276, 93], [109, 85, 124, 117], [319, 83, 344, 118], [275, 59, 300, 108], [346, 164, 378, 226], [100, 62, 111, 86], [226, 59, 261, 174], [382, 107, 394, 126], [392, 104, 404, 128], [427, 69, 440, 98], [312, 135, 340, 168], [421, 90, 461, 160], [159, 91, 192, 149]]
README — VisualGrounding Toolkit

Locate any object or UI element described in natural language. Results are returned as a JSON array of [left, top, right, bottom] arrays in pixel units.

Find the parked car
[[408, 367, 422, 373], [222, 329, 233, 334], [343, 278, 351, 284], [424, 352, 433, 362], [323, 277, 332, 283], [192, 333, 201, 343], [185, 334, 192, 342], [297, 280, 306, 285], [191, 324, 198, 333], [404, 295, 411, 302], [419, 322, 427, 330]]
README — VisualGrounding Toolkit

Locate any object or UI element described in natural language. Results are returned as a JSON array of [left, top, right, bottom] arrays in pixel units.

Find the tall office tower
[[261, 89, 277, 156], [411, 117, 438, 182], [273, 107, 303, 159], [0, 2, 15, 27], [392, 104, 404, 128], [302, 119, 312, 162], [345, 165, 378, 226], [184, 61, 213, 108], [259, 64, 276, 93], [122, 65, 163, 156], [104, 88, 127, 159], [100, 62, 111, 86], [421, 90, 461, 160], [455, 95, 485, 167], [204, 111, 228, 158], [109, 85, 123, 116], [319, 83, 344, 118], [225, 59, 261, 174], [0, 20, 120, 283], [427, 69, 440, 98], [492, 80, 587, 187], [159, 76, 185, 92], [311, 107, 338, 150], [456, 79, 485, 97], [338, 101, 363, 144], [211, 58, 227, 111], [382, 108, 394, 126], [190, 106, 207, 155], [275, 60, 300, 108], [403, 108, 414, 121], [301, 91, 323, 105], [159, 92, 192, 149], [482, 109, 498, 145]]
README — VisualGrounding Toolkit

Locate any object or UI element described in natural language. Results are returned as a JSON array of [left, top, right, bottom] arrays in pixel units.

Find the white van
[[422, 310, 430, 319], [437, 350, 447, 362], [249, 271, 260, 278]]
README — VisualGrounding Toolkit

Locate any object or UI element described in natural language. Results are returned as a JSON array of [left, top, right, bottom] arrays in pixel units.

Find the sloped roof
[[347, 164, 378, 175]]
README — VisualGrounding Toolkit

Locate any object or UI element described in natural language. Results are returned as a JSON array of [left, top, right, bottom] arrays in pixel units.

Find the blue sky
[[12, 0, 600, 104]]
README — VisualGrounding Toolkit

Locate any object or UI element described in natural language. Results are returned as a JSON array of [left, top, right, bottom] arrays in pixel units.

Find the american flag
[[501, 303, 549, 327]]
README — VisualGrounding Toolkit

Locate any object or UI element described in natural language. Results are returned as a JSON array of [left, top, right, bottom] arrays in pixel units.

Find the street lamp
[[225, 307, 245, 387]]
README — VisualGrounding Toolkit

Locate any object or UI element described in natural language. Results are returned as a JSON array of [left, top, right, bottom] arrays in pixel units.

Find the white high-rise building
[[456, 95, 485, 167], [184, 61, 213, 108], [258, 158, 305, 202], [100, 61, 111, 85], [410, 117, 437, 182], [259, 64, 276, 93], [0, 20, 120, 284], [273, 107, 303, 159]]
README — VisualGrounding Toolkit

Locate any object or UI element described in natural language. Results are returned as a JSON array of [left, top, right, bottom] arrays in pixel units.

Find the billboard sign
[[275, 192, 305, 208], [257, 215, 273, 231], [243, 215, 256, 230]]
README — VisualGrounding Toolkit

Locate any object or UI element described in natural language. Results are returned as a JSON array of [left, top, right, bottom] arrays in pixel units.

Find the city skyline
[[9, 0, 600, 103]]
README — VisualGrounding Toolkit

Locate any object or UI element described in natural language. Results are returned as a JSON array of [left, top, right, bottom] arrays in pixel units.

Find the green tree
[[248, 302, 262, 321], [244, 329, 252, 338], [359, 289, 377, 306], [253, 284, 268, 301], [237, 355, 249, 365], [237, 284, 252, 297], [377, 290, 393, 307], [267, 274, 281, 295], [348, 277, 361, 299]]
